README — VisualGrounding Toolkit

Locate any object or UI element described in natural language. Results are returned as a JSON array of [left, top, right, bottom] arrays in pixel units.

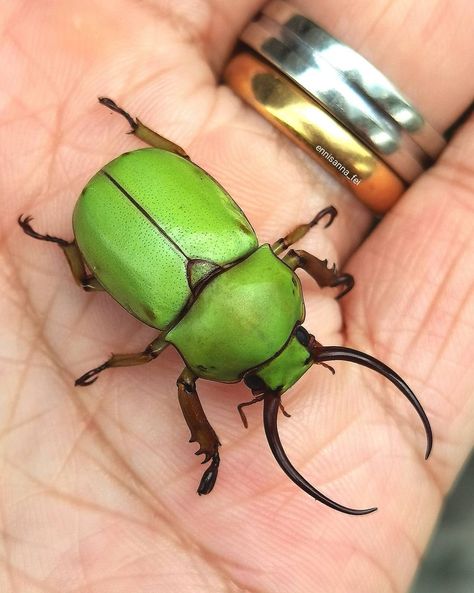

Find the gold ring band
[[224, 52, 406, 213]]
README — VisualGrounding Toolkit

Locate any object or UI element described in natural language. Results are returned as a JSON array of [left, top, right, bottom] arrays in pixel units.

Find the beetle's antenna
[[263, 392, 377, 515], [310, 344, 433, 459]]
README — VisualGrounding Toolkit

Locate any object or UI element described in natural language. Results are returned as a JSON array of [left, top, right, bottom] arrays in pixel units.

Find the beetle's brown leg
[[283, 249, 354, 300], [98, 97, 190, 159], [237, 394, 265, 428], [238, 394, 291, 428], [272, 206, 337, 255], [18, 215, 103, 292], [75, 335, 168, 386], [177, 368, 221, 495]]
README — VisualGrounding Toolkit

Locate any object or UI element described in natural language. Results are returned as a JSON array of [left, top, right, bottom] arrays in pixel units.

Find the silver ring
[[242, 17, 427, 183], [263, 0, 446, 160]]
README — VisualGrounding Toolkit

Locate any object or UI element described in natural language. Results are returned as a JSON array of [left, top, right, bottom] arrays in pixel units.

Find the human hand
[[1, 1, 473, 592]]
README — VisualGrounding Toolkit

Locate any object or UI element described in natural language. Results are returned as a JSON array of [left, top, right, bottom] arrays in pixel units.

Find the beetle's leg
[[272, 206, 337, 255], [283, 249, 354, 300], [177, 368, 221, 495], [98, 97, 189, 159], [238, 395, 291, 428], [75, 335, 169, 386], [18, 215, 103, 292]]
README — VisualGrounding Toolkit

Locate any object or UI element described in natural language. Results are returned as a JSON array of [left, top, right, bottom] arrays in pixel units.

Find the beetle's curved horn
[[263, 393, 377, 515], [311, 345, 433, 459]]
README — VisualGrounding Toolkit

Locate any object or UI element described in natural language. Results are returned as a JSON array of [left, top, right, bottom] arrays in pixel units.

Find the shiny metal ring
[[263, 0, 446, 159], [242, 16, 427, 183], [224, 52, 405, 213]]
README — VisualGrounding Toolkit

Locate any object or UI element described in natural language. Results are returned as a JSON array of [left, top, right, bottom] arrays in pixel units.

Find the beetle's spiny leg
[[18, 215, 70, 247], [331, 273, 355, 300], [238, 394, 291, 428], [272, 205, 337, 255], [19, 215, 104, 292], [198, 452, 220, 495], [75, 336, 168, 387], [237, 394, 265, 428], [311, 205, 337, 228], [318, 361, 336, 374], [283, 249, 354, 300], [75, 352, 153, 386], [98, 97, 189, 159], [98, 97, 137, 131], [75, 362, 108, 386], [279, 401, 291, 418], [177, 369, 221, 495]]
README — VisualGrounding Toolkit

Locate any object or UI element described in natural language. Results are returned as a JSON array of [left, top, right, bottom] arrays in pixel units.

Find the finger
[[208, 0, 474, 127], [345, 116, 474, 489], [195, 0, 474, 266]]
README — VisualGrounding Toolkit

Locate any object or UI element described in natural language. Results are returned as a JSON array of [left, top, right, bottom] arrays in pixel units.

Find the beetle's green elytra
[[19, 97, 433, 514], [73, 147, 257, 329]]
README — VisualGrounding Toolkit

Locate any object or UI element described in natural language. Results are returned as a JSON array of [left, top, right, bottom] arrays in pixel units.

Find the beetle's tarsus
[[98, 97, 138, 132], [283, 249, 355, 300], [99, 96, 190, 158], [81, 277, 103, 291], [75, 362, 108, 386], [237, 393, 266, 428], [279, 401, 291, 418], [271, 205, 339, 255], [311, 205, 337, 229], [75, 339, 167, 387], [318, 361, 336, 375], [18, 214, 71, 247], [75, 376, 98, 387], [332, 273, 355, 300], [177, 370, 222, 494], [238, 406, 249, 429], [197, 452, 220, 495], [75, 373, 99, 387]]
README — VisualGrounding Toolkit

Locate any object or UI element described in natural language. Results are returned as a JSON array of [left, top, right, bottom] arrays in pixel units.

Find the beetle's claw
[[18, 213, 32, 226], [197, 452, 220, 495], [318, 361, 336, 375], [98, 97, 137, 132], [75, 368, 102, 386], [237, 393, 266, 429], [237, 404, 249, 429], [18, 214, 70, 247], [98, 97, 118, 110], [332, 273, 355, 299], [18, 214, 33, 234], [75, 374, 98, 387], [311, 205, 337, 229], [202, 452, 213, 464], [75, 361, 109, 387]]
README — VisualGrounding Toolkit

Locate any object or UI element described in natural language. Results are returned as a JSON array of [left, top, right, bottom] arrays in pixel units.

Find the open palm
[[1, 1, 473, 592]]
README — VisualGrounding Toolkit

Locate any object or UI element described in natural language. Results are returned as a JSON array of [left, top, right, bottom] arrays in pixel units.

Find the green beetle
[[19, 98, 432, 515]]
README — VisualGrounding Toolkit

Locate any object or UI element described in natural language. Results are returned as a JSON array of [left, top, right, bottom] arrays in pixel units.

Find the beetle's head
[[243, 325, 433, 515], [243, 326, 314, 397]]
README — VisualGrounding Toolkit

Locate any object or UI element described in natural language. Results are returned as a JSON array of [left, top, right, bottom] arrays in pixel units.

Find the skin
[[0, 1, 473, 592]]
